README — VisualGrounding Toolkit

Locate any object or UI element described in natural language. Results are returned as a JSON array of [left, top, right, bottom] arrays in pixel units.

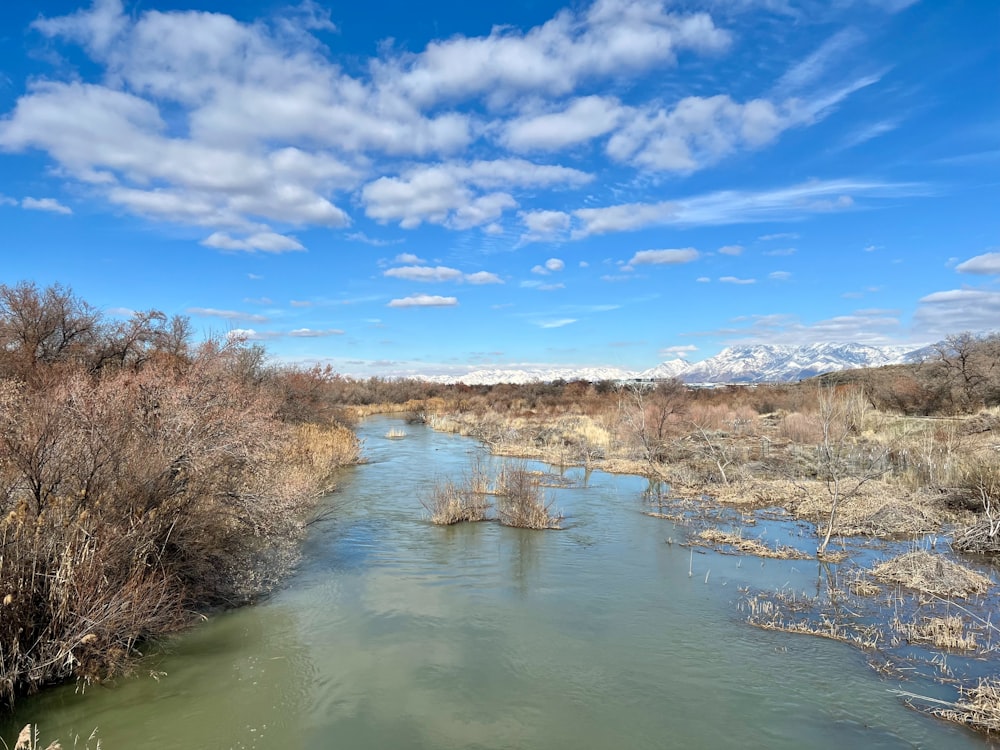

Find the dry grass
[[902, 615, 978, 651], [7, 724, 101, 750], [385, 427, 406, 439], [741, 593, 883, 649], [872, 550, 992, 598], [421, 479, 491, 525], [932, 679, 1000, 734], [695, 528, 811, 560]]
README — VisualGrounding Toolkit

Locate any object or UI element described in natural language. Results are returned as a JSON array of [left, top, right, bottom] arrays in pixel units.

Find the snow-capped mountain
[[425, 365, 635, 385], [640, 343, 925, 384], [418, 343, 929, 385]]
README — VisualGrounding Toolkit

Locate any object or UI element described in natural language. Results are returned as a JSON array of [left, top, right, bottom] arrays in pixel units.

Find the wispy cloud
[[21, 197, 72, 214], [387, 294, 459, 308], [188, 307, 269, 323]]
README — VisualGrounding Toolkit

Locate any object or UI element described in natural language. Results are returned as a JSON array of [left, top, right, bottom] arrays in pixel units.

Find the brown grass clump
[[872, 550, 992, 598], [933, 679, 1000, 734], [902, 615, 978, 651], [421, 479, 491, 525], [495, 464, 562, 529], [696, 528, 811, 560]]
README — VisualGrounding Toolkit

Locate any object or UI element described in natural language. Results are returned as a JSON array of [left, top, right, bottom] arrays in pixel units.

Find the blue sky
[[0, 0, 997, 377]]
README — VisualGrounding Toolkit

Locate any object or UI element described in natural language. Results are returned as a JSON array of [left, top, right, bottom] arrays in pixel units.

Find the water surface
[[5, 417, 989, 748]]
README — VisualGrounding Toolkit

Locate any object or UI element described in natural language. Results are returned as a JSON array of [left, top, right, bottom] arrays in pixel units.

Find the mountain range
[[428, 342, 930, 385]]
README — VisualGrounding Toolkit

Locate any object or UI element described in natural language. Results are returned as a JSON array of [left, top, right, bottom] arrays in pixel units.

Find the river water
[[3, 417, 989, 748]]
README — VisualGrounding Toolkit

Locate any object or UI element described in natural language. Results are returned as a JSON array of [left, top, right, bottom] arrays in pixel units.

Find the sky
[[0, 0, 998, 378]]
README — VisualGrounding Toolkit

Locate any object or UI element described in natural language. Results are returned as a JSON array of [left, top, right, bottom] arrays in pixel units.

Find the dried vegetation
[[0, 282, 359, 708]]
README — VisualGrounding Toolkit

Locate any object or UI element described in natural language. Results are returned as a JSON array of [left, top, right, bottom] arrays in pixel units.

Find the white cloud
[[914, 289, 1000, 335], [956, 252, 1000, 275], [377, 0, 730, 106], [502, 96, 625, 151], [763, 247, 797, 256], [607, 95, 787, 172], [362, 159, 590, 229], [718, 244, 743, 255], [628, 248, 700, 265], [187, 307, 269, 322], [769, 270, 792, 280], [719, 275, 756, 284], [660, 344, 698, 357], [465, 271, 504, 285], [384, 264, 503, 284], [21, 197, 72, 214], [201, 231, 304, 252], [346, 232, 404, 247], [387, 294, 459, 308], [385, 265, 465, 282], [394, 253, 426, 264], [545, 258, 565, 272], [537, 318, 577, 328], [696, 276, 711, 282], [519, 209, 572, 243]]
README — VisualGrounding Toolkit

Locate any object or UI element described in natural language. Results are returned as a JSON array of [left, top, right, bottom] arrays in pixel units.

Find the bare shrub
[[779, 412, 822, 443], [422, 479, 491, 525], [495, 464, 562, 529], [0, 335, 357, 707]]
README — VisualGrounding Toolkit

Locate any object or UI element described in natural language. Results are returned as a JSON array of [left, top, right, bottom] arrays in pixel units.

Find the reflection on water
[[3, 417, 990, 749]]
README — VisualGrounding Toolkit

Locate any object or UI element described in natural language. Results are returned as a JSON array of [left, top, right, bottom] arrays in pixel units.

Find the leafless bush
[[779, 412, 823, 443], [495, 464, 562, 529], [0, 331, 357, 707], [421, 478, 491, 525]]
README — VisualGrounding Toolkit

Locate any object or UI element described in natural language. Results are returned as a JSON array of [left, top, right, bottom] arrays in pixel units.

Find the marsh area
[[4, 416, 994, 749]]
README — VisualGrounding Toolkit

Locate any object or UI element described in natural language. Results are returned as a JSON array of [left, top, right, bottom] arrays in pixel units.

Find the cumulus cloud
[[769, 270, 792, 280], [201, 231, 304, 252], [519, 209, 572, 243], [718, 244, 743, 255], [362, 159, 590, 229], [387, 294, 459, 308], [465, 271, 504, 284], [628, 248, 700, 265], [21, 197, 72, 214], [375, 0, 730, 106], [502, 96, 625, 151], [719, 275, 756, 284], [956, 252, 1000, 275]]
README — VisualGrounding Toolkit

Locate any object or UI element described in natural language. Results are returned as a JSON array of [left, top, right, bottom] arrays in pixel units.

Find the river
[[3, 416, 990, 748]]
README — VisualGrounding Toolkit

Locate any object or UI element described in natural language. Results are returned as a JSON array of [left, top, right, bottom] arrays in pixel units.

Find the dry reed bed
[[695, 528, 812, 560], [872, 550, 992, 598], [422, 461, 562, 530]]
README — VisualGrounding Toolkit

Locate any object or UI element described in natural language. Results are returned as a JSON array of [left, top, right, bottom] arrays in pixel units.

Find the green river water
[[3, 416, 992, 749]]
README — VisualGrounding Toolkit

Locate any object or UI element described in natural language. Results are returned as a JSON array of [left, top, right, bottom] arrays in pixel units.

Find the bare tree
[[812, 385, 894, 556]]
